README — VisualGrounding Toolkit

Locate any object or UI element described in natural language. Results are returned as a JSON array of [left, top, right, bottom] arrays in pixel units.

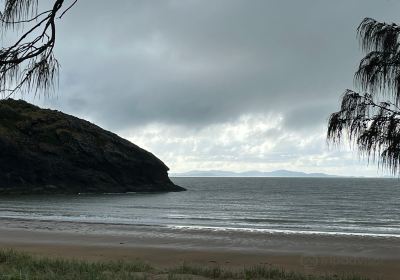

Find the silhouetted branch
[[0, 9, 51, 25], [354, 18, 400, 104], [58, 0, 77, 19], [328, 17, 400, 174], [328, 89, 400, 173], [0, 0, 77, 97]]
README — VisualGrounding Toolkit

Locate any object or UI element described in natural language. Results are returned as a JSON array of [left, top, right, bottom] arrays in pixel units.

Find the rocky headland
[[0, 99, 184, 194]]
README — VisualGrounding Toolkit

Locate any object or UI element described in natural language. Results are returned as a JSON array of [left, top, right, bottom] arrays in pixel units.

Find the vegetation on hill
[[0, 99, 184, 194]]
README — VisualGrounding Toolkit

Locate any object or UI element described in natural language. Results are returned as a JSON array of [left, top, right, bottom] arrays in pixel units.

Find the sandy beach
[[0, 218, 399, 280]]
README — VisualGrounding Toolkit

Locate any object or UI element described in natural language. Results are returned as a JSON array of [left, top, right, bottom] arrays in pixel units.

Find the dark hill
[[0, 99, 184, 194]]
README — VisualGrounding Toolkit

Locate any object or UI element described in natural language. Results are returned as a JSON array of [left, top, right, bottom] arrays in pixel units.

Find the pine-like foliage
[[0, 0, 77, 97], [328, 17, 400, 174]]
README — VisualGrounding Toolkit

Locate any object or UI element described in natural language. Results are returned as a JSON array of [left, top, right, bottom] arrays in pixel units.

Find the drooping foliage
[[0, 0, 77, 97], [328, 17, 400, 174]]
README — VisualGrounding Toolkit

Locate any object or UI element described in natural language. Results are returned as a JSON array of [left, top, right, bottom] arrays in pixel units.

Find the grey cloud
[[28, 0, 400, 132], [282, 102, 337, 130]]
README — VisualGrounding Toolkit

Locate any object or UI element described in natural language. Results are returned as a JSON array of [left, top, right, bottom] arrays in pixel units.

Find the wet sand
[[0, 218, 399, 279]]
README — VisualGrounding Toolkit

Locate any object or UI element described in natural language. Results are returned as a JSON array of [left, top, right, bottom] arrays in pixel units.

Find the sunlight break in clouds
[[120, 114, 380, 177]]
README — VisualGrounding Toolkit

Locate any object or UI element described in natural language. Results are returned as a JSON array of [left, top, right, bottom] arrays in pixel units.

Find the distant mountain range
[[170, 169, 339, 178]]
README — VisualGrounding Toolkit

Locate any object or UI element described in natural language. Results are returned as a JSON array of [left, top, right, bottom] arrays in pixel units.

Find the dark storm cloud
[[33, 0, 400, 130]]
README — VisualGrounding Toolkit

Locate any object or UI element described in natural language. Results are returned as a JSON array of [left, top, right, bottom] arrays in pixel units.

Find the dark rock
[[0, 99, 185, 194]]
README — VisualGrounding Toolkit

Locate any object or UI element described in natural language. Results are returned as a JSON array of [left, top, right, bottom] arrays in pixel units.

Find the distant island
[[0, 99, 185, 194], [170, 169, 339, 177]]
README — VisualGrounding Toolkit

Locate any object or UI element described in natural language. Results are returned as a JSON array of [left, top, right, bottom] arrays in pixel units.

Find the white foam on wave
[[167, 225, 400, 238]]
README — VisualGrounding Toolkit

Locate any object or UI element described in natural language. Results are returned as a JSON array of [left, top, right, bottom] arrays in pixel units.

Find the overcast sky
[[19, 0, 400, 176]]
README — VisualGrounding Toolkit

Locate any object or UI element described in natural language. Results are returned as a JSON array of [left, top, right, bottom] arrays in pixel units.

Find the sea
[[0, 177, 399, 238]]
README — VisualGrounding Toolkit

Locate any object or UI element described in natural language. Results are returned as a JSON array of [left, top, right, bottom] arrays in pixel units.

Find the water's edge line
[[1, 216, 399, 239]]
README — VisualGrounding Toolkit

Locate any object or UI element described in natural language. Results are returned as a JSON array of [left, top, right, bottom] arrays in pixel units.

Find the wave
[[167, 225, 400, 238]]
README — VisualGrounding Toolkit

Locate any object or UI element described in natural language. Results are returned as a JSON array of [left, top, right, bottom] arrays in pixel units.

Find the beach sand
[[0, 218, 399, 279]]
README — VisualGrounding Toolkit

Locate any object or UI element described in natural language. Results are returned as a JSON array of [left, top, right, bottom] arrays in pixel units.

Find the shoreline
[[0, 218, 399, 279], [1, 217, 399, 257], [2, 216, 400, 239]]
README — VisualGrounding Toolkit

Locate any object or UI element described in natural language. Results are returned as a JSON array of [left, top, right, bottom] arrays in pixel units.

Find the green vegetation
[[0, 98, 184, 194], [0, 250, 370, 280]]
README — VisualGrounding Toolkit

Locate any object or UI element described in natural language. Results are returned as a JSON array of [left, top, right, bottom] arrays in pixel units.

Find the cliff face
[[0, 99, 185, 194]]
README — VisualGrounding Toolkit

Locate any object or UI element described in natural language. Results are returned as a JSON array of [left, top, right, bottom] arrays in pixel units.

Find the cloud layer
[[18, 0, 400, 175]]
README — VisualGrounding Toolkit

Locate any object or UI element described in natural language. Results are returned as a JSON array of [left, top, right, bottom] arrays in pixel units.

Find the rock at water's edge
[[0, 99, 185, 194]]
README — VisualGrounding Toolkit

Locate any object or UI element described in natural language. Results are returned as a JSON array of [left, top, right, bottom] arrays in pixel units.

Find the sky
[[13, 0, 400, 176]]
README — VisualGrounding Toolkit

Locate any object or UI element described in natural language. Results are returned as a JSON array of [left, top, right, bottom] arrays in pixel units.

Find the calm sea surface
[[0, 177, 399, 237]]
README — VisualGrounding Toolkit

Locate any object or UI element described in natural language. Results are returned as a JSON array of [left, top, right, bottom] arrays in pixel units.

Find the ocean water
[[0, 177, 399, 238]]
